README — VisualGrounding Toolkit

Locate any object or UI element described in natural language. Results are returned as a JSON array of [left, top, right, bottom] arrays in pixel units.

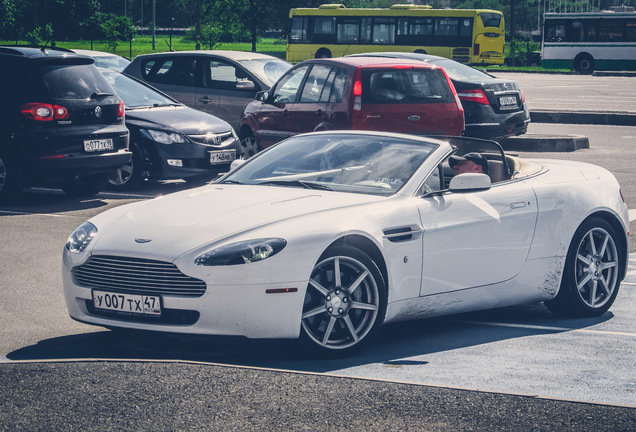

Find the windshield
[[93, 55, 131, 73], [238, 59, 292, 87], [101, 69, 179, 108], [221, 134, 438, 196]]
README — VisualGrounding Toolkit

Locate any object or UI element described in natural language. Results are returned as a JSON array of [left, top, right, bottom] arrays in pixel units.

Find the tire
[[239, 132, 259, 159], [545, 217, 623, 317], [300, 245, 386, 355], [0, 148, 19, 202], [574, 54, 594, 74], [62, 175, 109, 197], [315, 48, 332, 59], [108, 149, 140, 190]]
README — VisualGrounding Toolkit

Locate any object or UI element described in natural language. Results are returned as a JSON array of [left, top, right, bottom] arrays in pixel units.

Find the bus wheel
[[574, 54, 594, 74], [414, 49, 428, 54], [315, 48, 332, 59]]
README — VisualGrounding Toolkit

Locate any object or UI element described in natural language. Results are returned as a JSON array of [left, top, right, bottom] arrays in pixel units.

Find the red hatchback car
[[238, 57, 464, 157]]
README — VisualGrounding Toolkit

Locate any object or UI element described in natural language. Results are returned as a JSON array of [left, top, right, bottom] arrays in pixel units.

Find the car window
[[330, 68, 348, 103], [433, 59, 491, 81], [300, 65, 334, 103], [40, 64, 114, 99], [203, 60, 244, 90], [143, 58, 196, 86], [363, 68, 453, 104], [271, 65, 309, 104]]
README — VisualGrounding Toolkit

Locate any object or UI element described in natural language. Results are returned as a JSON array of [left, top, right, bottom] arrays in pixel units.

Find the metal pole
[[152, 0, 156, 50]]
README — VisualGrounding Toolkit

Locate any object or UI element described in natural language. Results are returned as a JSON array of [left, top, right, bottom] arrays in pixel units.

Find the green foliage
[[100, 13, 136, 53], [25, 23, 53, 46]]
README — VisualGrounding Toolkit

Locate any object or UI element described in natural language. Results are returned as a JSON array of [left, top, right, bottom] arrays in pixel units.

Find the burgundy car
[[238, 57, 464, 157]]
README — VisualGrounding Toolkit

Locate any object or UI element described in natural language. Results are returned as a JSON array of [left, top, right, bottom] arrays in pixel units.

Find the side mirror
[[230, 158, 247, 171], [256, 91, 268, 102], [449, 173, 491, 193], [236, 80, 256, 91]]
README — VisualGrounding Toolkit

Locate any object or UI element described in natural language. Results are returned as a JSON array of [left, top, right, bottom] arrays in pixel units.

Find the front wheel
[[545, 217, 623, 317], [300, 245, 386, 355], [239, 132, 259, 159], [109, 149, 140, 190], [574, 54, 594, 74], [0, 148, 19, 202]]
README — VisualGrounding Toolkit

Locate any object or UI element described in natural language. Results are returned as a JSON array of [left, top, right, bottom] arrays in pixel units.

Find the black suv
[[0, 46, 130, 200]]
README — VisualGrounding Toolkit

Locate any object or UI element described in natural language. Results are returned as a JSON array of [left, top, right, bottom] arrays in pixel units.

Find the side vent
[[383, 226, 423, 243]]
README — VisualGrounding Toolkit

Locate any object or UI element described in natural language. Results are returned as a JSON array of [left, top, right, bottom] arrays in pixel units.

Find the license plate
[[499, 96, 518, 109], [84, 138, 114, 152], [92, 290, 161, 316], [210, 149, 236, 165]]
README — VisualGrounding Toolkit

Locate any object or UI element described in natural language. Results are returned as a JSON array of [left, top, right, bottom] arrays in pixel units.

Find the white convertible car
[[63, 131, 630, 354]]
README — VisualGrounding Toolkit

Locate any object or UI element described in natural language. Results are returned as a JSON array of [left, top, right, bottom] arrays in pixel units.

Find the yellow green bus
[[287, 4, 505, 65]]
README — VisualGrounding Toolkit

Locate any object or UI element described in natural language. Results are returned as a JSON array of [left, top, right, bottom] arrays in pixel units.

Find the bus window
[[338, 18, 360, 44], [291, 17, 310, 43], [314, 17, 337, 44], [479, 13, 502, 28], [373, 18, 396, 44]]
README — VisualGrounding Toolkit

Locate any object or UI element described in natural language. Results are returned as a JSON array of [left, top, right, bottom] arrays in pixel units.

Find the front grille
[[73, 255, 207, 297], [188, 131, 234, 146]]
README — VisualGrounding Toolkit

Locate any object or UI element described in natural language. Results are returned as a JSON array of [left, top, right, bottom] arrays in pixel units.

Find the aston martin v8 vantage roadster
[[63, 131, 630, 354]]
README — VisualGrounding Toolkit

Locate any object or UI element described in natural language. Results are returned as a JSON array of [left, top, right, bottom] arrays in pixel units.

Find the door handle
[[198, 96, 211, 104], [510, 201, 527, 209]]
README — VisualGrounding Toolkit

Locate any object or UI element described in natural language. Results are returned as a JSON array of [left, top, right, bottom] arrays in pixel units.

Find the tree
[[100, 13, 136, 53]]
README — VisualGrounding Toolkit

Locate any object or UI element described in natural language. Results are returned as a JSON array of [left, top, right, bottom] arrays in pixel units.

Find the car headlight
[[65, 221, 98, 253], [142, 129, 186, 144], [195, 238, 286, 266]]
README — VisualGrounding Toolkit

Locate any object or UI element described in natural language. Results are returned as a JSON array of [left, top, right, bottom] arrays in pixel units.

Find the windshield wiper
[[90, 91, 114, 99], [219, 179, 245, 185], [258, 180, 333, 191]]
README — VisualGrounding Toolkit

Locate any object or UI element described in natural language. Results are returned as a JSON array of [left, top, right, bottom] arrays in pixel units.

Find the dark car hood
[[125, 105, 232, 133]]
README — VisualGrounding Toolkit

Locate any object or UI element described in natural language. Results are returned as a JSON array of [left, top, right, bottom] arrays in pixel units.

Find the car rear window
[[38, 64, 114, 100], [362, 68, 454, 104]]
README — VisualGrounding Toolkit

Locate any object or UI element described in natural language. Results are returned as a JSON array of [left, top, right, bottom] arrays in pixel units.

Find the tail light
[[520, 88, 526, 103], [473, 43, 480, 56], [352, 67, 362, 112], [117, 100, 125, 118], [21, 103, 69, 121], [457, 89, 490, 105]]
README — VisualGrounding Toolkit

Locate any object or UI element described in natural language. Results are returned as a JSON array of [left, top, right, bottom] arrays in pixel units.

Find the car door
[[196, 58, 261, 131], [253, 65, 310, 148], [416, 171, 538, 296], [140, 56, 198, 108], [291, 64, 337, 132]]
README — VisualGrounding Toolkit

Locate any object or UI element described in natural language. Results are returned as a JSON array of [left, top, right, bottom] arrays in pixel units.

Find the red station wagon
[[238, 57, 464, 157]]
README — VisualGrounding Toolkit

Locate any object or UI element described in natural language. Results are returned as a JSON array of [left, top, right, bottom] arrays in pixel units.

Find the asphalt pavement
[[2, 74, 635, 432]]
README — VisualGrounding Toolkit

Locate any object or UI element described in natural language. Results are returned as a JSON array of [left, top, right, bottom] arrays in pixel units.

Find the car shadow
[[6, 303, 614, 373]]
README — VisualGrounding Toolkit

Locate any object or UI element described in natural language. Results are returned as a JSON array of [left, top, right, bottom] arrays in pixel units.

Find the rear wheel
[[574, 54, 594, 74], [545, 217, 623, 317], [300, 245, 386, 355]]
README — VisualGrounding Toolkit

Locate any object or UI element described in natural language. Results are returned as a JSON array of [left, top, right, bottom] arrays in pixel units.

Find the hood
[[125, 105, 232, 133], [92, 185, 382, 259]]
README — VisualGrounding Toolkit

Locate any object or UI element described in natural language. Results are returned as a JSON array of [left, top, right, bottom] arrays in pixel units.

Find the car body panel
[[62, 131, 629, 341]]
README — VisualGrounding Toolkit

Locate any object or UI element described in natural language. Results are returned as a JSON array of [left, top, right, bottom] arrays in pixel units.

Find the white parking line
[[453, 319, 636, 338]]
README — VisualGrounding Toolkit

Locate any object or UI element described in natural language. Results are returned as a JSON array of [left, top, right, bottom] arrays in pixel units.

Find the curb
[[499, 134, 590, 152], [531, 110, 636, 126]]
